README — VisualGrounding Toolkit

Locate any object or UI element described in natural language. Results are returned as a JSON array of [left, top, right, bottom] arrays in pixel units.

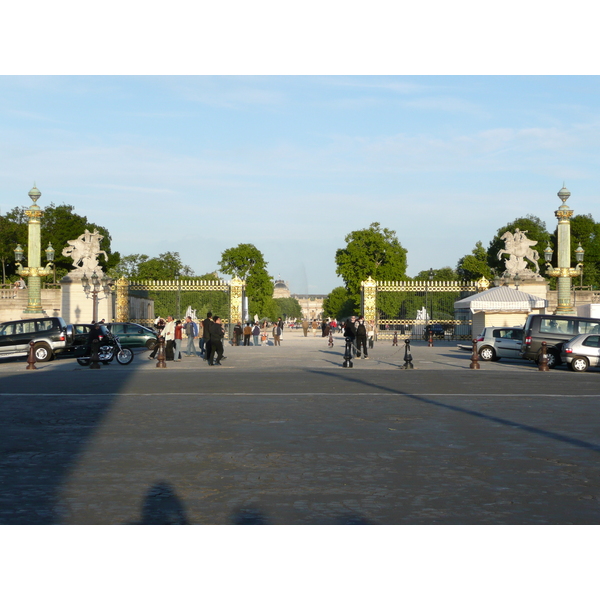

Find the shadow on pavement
[[306, 368, 600, 454]]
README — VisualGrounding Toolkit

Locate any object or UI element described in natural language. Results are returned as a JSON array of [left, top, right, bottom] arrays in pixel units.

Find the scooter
[[76, 333, 134, 366]]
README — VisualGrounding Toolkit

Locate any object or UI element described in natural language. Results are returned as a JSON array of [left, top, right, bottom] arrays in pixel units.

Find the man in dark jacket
[[355, 315, 368, 359], [208, 315, 225, 366], [201, 311, 212, 360]]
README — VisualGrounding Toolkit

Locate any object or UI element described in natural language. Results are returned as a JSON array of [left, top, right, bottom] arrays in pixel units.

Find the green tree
[[456, 242, 492, 280], [564, 214, 600, 288], [335, 222, 408, 295], [414, 267, 459, 281], [108, 253, 150, 279], [334, 222, 408, 316], [109, 252, 193, 280], [0, 209, 27, 283], [487, 214, 550, 275], [218, 244, 274, 319], [322, 286, 356, 319], [274, 297, 303, 320]]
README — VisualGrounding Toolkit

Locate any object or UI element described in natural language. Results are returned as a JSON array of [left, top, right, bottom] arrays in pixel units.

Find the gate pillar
[[361, 276, 377, 324], [229, 276, 244, 335], [116, 277, 129, 322]]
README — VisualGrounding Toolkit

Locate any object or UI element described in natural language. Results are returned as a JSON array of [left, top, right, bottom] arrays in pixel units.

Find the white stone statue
[[62, 229, 108, 274], [497, 229, 541, 277]]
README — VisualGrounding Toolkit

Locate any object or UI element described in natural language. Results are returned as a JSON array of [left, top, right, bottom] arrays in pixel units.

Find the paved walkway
[[1, 328, 599, 525]]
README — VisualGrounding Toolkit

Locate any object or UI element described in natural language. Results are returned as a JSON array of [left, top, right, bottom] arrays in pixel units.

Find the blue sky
[[2, 75, 600, 292]]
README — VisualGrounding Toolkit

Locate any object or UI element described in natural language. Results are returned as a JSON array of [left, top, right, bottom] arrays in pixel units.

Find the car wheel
[[538, 350, 558, 369], [570, 356, 589, 372], [77, 358, 90, 366], [33, 342, 52, 362], [146, 339, 157, 350], [479, 346, 496, 361]]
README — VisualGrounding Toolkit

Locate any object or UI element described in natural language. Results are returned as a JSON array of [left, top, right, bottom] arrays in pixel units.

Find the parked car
[[423, 323, 445, 340], [560, 333, 600, 372], [103, 322, 158, 349], [475, 326, 524, 361], [0, 316, 69, 362], [521, 314, 600, 368]]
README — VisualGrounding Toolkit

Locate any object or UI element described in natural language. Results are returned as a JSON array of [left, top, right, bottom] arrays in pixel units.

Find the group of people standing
[[150, 312, 226, 365], [232, 318, 284, 347]]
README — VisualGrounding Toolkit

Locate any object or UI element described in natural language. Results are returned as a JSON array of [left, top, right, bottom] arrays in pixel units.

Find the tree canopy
[[322, 286, 356, 320], [111, 251, 193, 280], [335, 223, 408, 296], [219, 243, 275, 319], [456, 242, 492, 281]]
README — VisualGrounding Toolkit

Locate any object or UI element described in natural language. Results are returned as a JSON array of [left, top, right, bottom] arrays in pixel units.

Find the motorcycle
[[76, 332, 134, 366]]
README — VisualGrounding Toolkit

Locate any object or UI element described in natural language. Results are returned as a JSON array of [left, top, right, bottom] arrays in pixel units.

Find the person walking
[[312, 320, 318, 337], [252, 322, 261, 346], [272, 321, 282, 346], [208, 316, 226, 365], [161, 316, 176, 361], [201, 312, 212, 360], [302, 319, 309, 337], [174, 320, 183, 361], [355, 315, 368, 359], [184, 316, 199, 357], [243, 323, 252, 346]]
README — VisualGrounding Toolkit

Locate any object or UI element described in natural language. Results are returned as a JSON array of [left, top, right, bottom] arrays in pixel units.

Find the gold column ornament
[[361, 276, 377, 324], [229, 276, 244, 326], [475, 276, 490, 291], [116, 277, 129, 323]]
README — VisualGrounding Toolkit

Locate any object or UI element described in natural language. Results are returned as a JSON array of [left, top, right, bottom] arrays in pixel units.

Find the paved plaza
[[1, 329, 600, 524]]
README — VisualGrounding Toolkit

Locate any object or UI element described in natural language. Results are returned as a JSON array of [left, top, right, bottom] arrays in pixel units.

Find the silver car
[[560, 333, 600, 372], [475, 326, 524, 361]]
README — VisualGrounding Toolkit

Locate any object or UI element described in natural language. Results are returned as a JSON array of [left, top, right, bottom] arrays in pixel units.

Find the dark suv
[[521, 314, 600, 368], [0, 316, 69, 362]]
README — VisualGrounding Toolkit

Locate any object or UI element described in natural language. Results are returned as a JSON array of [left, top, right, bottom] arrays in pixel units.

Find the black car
[[0, 316, 69, 362], [423, 323, 445, 340]]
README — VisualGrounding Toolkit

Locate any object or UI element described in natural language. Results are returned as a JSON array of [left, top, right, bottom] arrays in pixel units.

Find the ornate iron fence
[[361, 277, 488, 340], [115, 277, 244, 338]]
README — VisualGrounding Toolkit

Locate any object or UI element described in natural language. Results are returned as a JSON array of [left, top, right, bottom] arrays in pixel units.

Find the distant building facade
[[272, 278, 327, 320]]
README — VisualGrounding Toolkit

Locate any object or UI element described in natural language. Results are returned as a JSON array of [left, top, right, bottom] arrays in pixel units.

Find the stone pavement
[[1, 328, 600, 524]]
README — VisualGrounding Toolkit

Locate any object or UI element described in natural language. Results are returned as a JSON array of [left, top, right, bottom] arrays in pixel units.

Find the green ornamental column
[[15, 186, 54, 314], [544, 185, 584, 315]]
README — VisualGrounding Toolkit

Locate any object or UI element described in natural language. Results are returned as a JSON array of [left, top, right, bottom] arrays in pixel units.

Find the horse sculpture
[[497, 229, 540, 276]]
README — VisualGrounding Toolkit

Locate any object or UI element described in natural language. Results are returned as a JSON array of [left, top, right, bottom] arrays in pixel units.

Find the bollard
[[26, 340, 37, 370], [90, 339, 101, 369], [342, 337, 354, 368], [328, 332, 334, 347], [428, 330, 434, 347], [400, 339, 414, 369], [469, 338, 480, 369], [156, 336, 167, 368], [392, 332, 398, 346], [538, 341, 550, 372]]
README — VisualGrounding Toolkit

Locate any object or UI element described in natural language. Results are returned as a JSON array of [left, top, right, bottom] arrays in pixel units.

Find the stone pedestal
[[60, 272, 114, 324], [507, 278, 549, 301]]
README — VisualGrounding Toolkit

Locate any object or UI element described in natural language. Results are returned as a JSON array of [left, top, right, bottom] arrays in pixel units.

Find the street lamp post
[[544, 185, 584, 315], [81, 271, 112, 323], [14, 186, 55, 314]]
